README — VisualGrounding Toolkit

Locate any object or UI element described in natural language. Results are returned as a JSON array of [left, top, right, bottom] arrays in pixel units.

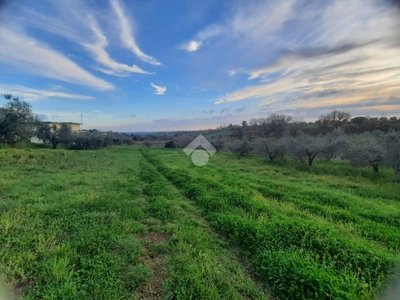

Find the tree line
[[1, 94, 399, 174], [164, 114, 400, 175], [235, 112, 400, 138], [0, 95, 142, 149], [221, 128, 400, 174]]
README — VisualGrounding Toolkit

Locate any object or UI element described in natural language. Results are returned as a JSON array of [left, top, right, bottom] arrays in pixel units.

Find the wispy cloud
[[214, 0, 400, 116], [0, 84, 95, 101], [186, 107, 247, 116], [85, 16, 152, 76], [178, 24, 223, 52], [258, 96, 400, 120], [178, 0, 295, 52], [33, 110, 83, 123], [230, 0, 297, 41], [110, 0, 161, 66], [234, 107, 247, 113], [0, 27, 113, 90], [150, 83, 166, 95], [17, 0, 154, 76]]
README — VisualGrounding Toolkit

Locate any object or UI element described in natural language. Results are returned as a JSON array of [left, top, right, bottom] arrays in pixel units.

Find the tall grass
[[140, 147, 400, 299]]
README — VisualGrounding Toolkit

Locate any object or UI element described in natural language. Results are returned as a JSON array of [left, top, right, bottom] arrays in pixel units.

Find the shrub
[[165, 140, 176, 148]]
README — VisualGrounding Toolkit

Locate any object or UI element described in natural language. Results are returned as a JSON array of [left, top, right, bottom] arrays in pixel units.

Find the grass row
[[0, 148, 151, 299], [140, 148, 400, 299], [0, 147, 267, 299], [137, 153, 268, 299], [160, 150, 400, 252]]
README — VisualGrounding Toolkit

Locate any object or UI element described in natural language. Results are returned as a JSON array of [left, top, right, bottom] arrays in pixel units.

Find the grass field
[[0, 146, 399, 299]]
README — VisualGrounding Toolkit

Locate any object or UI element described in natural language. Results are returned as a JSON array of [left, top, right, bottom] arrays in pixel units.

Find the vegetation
[[35, 123, 72, 149], [139, 147, 400, 299], [1, 146, 399, 299], [0, 94, 148, 150], [0, 147, 266, 299], [1, 94, 400, 299], [0, 94, 38, 144]]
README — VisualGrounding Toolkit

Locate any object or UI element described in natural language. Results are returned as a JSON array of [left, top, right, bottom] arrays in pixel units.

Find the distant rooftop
[[43, 121, 82, 125]]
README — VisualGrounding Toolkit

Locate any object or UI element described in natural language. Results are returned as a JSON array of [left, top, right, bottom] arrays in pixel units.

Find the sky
[[0, 0, 399, 132]]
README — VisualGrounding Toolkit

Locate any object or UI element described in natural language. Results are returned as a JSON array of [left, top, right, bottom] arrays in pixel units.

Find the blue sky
[[0, 0, 399, 131]]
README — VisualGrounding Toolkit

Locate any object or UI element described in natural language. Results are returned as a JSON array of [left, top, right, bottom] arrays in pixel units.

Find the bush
[[165, 140, 176, 148]]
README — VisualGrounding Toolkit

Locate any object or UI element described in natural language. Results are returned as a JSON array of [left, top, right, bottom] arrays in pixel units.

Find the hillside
[[0, 147, 399, 299]]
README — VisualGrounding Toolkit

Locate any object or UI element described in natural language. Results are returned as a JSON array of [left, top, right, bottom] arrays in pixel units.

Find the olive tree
[[69, 130, 106, 150], [320, 127, 348, 161], [252, 137, 287, 161], [225, 138, 252, 157], [0, 94, 38, 143], [384, 130, 400, 174], [36, 123, 72, 149], [345, 131, 385, 173], [287, 131, 329, 166]]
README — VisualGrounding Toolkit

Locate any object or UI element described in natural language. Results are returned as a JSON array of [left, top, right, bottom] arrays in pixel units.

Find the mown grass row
[[1, 147, 267, 299], [140, 148, 400, 299], [138, 155, 268, 299], [160, 150, 400, 252], [0, 148, 153, 299]]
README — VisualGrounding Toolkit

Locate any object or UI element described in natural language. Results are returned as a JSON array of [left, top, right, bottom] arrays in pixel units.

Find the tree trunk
[[307, 152, 319, 166], [372, 162, 379, 173], [52, 141, 57, 149]]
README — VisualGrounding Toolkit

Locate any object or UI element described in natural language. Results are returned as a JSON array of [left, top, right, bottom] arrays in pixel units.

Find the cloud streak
[[0, 27, 114, 90], [178, 0, 296, 53], [85, 16, 152, 76], [16, 0, 155, 76], [110, 0, 161, 66], [214, 0, 400, 119], [150, 83, 166, 95], [0, 84, 95, 101]]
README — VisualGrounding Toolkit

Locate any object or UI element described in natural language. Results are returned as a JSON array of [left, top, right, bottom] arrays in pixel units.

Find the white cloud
[[0, 27, 113, 90], [230, 0, 297, 40], [110, 0, 161, 66], [178, 40, 203, 52], [178, 24, 223, 52], [84, 16, 152, 76], [17, 1, 154, 76], [178, 1, 295, 52], [0, 84, 95, 101], [150, 83, 166, 95], [214, 0, 400, 115]]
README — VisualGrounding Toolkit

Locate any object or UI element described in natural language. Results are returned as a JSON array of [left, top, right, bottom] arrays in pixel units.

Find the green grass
[[139, 147, 400, 299], [0, 147, 266, 299], [0, 146, 399, 299]]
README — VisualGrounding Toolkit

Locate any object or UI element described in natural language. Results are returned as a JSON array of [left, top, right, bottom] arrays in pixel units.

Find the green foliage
[[0, 94, 38, 144], [36, 123, 73, 149], [345, 131, 386, 173], [225, 138, 253, 157], [165, 140, 177, 148]]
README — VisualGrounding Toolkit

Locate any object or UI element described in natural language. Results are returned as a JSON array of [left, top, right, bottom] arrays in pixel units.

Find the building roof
[[44, 122, 82, 125]]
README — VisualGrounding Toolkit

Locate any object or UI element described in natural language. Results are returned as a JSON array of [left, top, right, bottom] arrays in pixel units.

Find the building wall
[[47, 122, 81, 132], [30, 122, 81, 144]]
